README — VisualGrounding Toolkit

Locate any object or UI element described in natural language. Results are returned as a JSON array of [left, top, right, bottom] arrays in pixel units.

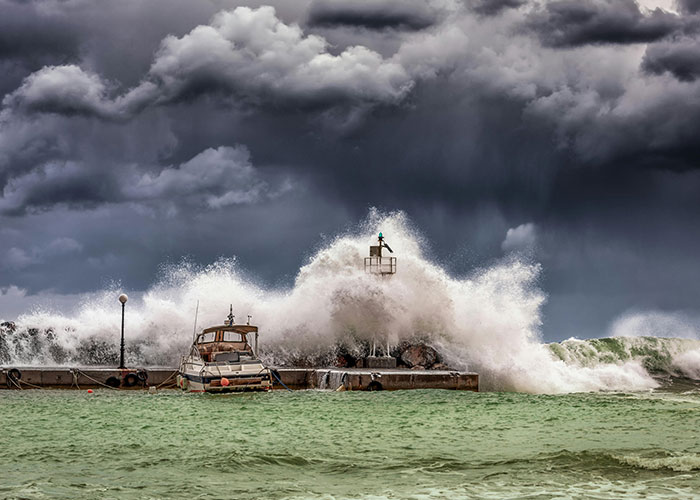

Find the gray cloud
[[144, 6, 412, 106], [0, 145, 293, 216], [502, 222, 537, 253], [2, 65, 123, 119], [642, 38, 700, 81], [525, 0, 681, 47], [677, 0, 700, 14], [124, 146, 292, 209], [3, 6, 413, 121], [524, 72, 700, 167], [470, 0, 527, 16], [0, 1, 81, 68], [0, 159, 119, 215], [3, 237, 83, 271], [307, 0, 439, 30]]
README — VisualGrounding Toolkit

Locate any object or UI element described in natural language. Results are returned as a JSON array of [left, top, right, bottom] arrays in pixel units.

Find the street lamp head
[[118, 293, 128, 304]]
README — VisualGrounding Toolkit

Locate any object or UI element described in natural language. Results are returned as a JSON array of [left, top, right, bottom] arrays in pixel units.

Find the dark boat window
[[214, 352, 239, 362]]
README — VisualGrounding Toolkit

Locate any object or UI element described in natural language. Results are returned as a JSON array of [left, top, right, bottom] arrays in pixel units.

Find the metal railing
[[364, 256, 396, 275]]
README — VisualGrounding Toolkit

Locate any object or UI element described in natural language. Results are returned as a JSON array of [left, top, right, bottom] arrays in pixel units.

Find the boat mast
[[192, 300, 199, 343], [227, 304, 235, 326]]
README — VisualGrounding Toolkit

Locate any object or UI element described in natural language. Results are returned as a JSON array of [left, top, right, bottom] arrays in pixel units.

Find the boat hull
[[177, 370, 272, 393]]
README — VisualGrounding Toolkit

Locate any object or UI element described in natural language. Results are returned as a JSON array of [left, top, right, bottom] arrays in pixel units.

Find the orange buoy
[[221, 377, 230, 387]]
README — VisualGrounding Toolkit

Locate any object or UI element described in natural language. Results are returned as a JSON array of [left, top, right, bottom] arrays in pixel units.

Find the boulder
[[400, 344, 438, 368], [334, 353, 357, 368]]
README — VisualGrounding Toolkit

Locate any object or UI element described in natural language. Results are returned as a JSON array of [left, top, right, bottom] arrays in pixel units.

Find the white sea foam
[[672, 349, 700, 379], [614, 453, 700, 472], [2, 210, 695, 393]]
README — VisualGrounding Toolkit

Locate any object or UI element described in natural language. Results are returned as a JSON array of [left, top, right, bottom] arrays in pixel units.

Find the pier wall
[[1, 367, 478, 391]]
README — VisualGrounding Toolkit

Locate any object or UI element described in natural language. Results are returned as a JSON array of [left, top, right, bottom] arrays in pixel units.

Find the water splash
[[1, 210, 697, 393]]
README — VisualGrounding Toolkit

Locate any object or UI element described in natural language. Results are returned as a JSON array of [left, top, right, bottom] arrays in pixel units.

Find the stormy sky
[[2, 0, 700, 341]]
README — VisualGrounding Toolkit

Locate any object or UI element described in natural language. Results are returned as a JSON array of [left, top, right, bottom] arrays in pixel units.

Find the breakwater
[[0, 366, 478, 391]]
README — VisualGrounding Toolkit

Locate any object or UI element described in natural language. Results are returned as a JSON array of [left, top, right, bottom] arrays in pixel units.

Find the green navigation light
[[379, 232, 383, 238]]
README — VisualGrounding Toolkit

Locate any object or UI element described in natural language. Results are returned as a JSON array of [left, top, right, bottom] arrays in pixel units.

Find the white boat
[[176, 307, 273, 393]]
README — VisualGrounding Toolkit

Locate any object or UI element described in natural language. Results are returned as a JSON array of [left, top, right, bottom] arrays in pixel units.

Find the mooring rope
[[73, 369, 119, 390], [70, 369, 80, 390], [6, 373, 22, 390], [18, 378, 44, 389], [270, 369, 292, 392], [155, 370, 179, 389]]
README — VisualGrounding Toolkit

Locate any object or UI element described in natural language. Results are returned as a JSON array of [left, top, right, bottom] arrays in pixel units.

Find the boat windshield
[[223, 331, 244, 342], [197, 330, 246, 344]]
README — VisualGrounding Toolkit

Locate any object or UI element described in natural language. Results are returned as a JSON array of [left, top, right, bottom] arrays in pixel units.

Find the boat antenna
[[247, 315, 252, 325], [192, 300, 199, 343], [228, 304, 235, 325]]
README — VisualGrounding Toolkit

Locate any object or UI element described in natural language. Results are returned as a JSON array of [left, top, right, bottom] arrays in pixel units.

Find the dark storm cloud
[[470, 0, 527, 16], [523, 70, 700, 170], [307, 0, 438, 30], [0, 146, 294, 216], [0, 5, 79, 63], [0, 161, 118, 216], [0, 0, 85, 99], [3, 0, 700, 340], [642, 38, 700, 81], [2, 6, 413, 122], [677, 0, 700, 14], [525, 0, 681, 47]]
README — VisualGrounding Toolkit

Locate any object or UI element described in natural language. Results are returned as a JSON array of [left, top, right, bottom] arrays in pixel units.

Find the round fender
[[7, 368, 22, 381], [123, 373, 139, 387], [366, 380, 383, 391]]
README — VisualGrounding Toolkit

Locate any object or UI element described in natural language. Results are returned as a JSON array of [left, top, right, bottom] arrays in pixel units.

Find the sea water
[[1, 389, 699, 499]]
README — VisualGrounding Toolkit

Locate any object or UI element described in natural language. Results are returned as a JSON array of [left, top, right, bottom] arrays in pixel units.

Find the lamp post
[[118, 294, 128, 369]]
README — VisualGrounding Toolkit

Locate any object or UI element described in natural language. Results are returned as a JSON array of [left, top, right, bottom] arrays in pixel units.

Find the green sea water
[[1, 389, 699, 500]]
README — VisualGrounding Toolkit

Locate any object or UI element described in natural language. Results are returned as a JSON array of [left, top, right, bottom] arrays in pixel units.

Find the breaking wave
[[1, 210, 699, 393], [549, 336, 700, 381], [612, 452, 700, 473]]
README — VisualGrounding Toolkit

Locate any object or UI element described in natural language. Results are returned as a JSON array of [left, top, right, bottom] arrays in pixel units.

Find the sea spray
[[1, 210, 695, 393]]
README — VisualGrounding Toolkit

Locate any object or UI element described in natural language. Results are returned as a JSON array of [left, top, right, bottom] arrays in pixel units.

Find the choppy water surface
[[1, 389, 699, 499]]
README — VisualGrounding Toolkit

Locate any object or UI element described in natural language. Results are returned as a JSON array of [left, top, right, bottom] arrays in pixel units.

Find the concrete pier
[[0, 366, 478, 391]]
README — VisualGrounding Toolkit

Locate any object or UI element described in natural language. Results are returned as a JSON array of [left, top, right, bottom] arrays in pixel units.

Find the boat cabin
[[194, 324, 259, 363]]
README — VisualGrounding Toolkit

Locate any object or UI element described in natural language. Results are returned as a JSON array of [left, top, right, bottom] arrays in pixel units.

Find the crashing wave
[[1, 210, 698, 393]]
